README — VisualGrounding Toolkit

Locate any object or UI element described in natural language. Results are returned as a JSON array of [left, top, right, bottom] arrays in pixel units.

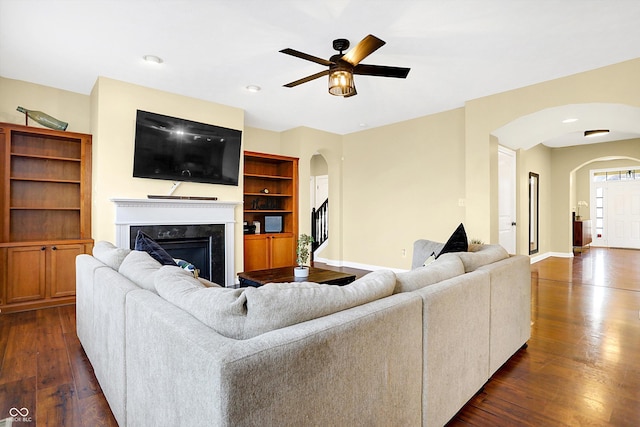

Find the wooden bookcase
[[0, 122, 93, 312], [243, 151, 298, 271]]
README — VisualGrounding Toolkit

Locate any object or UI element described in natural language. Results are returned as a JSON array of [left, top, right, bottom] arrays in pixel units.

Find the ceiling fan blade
[[354, 64, 410, 78], [279, 48, 333, 66], [283, 70, 330, 88], [341, 34, 385, 66]]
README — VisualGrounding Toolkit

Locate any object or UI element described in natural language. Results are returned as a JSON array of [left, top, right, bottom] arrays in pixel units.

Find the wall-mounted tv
[[133, 110, 242, 186]]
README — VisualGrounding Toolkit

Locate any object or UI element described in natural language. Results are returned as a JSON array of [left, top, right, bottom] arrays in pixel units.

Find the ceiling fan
[[280, 34, 410, 97]]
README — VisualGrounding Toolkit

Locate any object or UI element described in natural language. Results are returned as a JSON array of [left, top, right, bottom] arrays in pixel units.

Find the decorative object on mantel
[[576, 200, 588, 220], [294, 234, 314, 278], [16, 106, 68, 131], [147, 195, 219, 201]]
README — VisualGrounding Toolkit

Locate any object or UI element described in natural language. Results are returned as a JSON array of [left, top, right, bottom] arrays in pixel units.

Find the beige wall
[[0, 76, 91, 132], [467, 58, 640, 254], [243, 126, 282, 154], [310, 154, 329, 176], [342, 109, 466, 270]]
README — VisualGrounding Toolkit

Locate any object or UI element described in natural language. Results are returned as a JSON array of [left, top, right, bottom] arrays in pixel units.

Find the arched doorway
[[572, 156, 640, 249], [310, 154, 329, 253]]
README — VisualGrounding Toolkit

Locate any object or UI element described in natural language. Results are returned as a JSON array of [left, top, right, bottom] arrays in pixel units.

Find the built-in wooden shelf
[[1, 122, 94, 312]]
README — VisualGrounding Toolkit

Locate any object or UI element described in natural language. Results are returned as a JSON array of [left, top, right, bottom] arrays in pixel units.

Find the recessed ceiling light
[[562, 118, 578, 123], [245, 85, 261, 93], [143, 55, 163, 64], [584, 129, 610, 138]]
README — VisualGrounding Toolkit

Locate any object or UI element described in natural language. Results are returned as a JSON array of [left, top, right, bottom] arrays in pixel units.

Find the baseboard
[[529, 251, 573, 264]]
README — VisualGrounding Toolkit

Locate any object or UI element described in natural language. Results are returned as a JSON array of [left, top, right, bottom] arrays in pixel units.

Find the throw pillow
[[436, 223, 468, 258], [134, 230, 176, 266], [174, 258, 197, 275], [422, 253, 437, 267]]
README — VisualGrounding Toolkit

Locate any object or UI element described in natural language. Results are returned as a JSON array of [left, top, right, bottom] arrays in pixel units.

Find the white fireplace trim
[[111, 198, 240, 287]]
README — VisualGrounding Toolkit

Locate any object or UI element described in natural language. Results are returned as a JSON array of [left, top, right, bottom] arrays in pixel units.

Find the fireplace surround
[[112, 198, 240, 287]]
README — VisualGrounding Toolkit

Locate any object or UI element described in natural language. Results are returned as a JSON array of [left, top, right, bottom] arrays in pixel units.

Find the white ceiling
[[2, 0, 640, 146]]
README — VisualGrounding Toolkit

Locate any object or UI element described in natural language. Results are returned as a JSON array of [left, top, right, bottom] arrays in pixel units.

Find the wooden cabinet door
[[49, 243, 84, 298], [244, 235, 270, 271], [6, 245, 46, 304], [270, 234, 295, 268]]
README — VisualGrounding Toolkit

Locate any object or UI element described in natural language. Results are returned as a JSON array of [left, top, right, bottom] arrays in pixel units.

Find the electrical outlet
[[401, 248, 407, 258], [458, 198, 465, 207]]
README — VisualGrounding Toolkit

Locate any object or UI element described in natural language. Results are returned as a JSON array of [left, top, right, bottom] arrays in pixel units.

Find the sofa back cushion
[[118, 250, 163, 292], [242, 269, 396, 338], [93, 241, 131, 270], [395, 253, 465, 293], [456, 244, 509, 272], [155, 266, 248, 339], [155, 267, 396, 340]]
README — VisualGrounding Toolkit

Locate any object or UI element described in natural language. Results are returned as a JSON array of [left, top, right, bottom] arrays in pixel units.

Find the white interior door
[[498, 146, 516, 254], [607, 180, 640, 249]]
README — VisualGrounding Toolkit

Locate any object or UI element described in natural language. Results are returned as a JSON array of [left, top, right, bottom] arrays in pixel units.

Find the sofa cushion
[[437, 223, 468, 258], [456, 244, 509, 272], [394, 253, 465, 293], [412, 240, 445, 269], [134, 230, 176, 266], [242, 269, 397, 338], [118, 250, 163, 292], [155, 266, 248, 339], [198, 277, 222, 288], [155, 267, 396, 340], [93, 241, 131, 270]]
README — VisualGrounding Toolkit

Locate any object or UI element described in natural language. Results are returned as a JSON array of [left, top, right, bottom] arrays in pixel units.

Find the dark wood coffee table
[[238, 266, 356, 288]]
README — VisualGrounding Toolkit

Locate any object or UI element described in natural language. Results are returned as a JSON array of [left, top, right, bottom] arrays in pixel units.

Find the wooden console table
[[573, 219, 592, 250], [238, 266, 356, 288]]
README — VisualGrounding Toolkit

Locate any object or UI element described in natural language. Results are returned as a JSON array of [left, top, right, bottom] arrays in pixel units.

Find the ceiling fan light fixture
[[328, 70, 355, 96], [584, 129, 610, 138]]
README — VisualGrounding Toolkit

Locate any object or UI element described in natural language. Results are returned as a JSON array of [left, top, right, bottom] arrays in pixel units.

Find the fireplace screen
[[129, 224, 225, 285]]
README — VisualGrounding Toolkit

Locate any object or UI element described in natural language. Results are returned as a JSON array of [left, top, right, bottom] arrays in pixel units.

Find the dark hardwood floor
[[1, 248, 638, 426], [450, 248, 640, 426]]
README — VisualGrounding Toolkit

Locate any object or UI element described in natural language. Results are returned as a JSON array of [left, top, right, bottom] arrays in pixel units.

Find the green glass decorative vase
[[17, 106, 68, 131]]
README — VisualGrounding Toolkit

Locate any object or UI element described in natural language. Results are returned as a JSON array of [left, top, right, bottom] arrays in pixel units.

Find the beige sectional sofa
[[76, 239, 530, 427]]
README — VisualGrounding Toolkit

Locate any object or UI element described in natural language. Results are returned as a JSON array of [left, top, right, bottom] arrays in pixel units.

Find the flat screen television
[[133, 110, 242, 186]]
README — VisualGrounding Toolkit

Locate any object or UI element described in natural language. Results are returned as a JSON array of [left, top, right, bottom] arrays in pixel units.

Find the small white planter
[[294, 266, 309, 278]]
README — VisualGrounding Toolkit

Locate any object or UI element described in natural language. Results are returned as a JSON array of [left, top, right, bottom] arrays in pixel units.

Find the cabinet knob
[[52, 246, 57, 251], [41, 246, 46, 251]]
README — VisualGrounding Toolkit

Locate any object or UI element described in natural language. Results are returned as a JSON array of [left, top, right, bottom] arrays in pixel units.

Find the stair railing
[[311, 198, 328, 252]]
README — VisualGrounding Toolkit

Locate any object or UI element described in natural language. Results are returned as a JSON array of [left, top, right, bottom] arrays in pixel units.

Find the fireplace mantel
[[111, 198, 240, 287]]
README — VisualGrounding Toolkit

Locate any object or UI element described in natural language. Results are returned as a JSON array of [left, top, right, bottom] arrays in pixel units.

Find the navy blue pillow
[[134, 231, 176, 266], [436, 223, 468, 258]]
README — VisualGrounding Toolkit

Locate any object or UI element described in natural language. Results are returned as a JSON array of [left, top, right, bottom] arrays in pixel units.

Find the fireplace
[[130, 224, 225, 284], [112, 198, 240, 287]]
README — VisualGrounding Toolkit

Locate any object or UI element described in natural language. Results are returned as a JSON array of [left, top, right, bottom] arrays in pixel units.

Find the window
[[595, 187, 604, 239]]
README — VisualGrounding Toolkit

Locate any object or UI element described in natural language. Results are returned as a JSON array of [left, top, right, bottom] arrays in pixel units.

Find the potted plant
[[576, 200, 588, 220], [294, 234, 314, 278]]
